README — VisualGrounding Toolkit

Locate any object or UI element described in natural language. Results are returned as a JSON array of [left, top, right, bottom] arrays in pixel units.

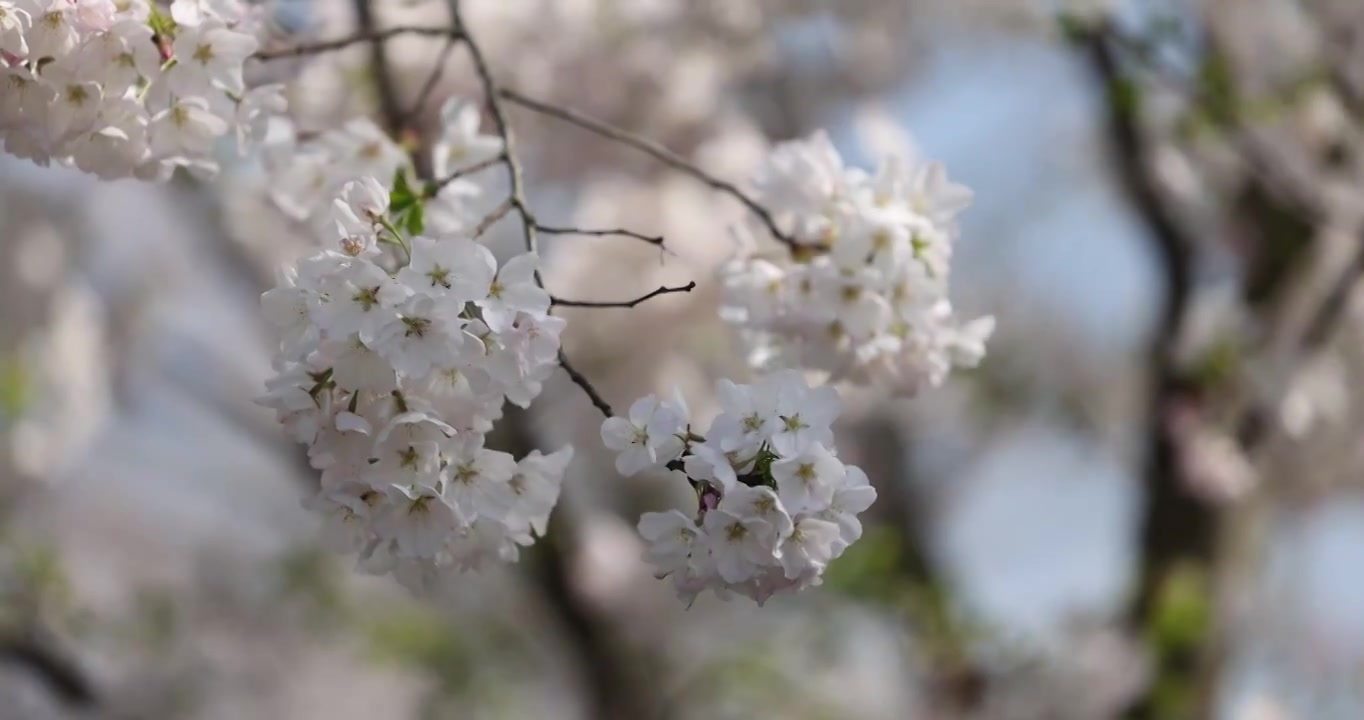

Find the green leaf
[[403, 202, 424, 236], [388, 167, 417, 214]]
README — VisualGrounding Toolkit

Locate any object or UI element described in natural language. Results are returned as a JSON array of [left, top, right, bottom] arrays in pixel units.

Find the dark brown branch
[[252, 26, 457, 61], [487, 405, 654, 720], [353, 0, 405, 136], [1077, 31, 1221, 720], [535, 224, 667, 249], [1079, 23, 1208, 627], [0, 633, 98, 707], [552, 282, 696, 309], [498, 88, 798, 250], [556, 349, 613, 418]]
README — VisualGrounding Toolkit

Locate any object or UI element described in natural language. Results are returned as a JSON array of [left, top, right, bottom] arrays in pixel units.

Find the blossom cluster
[[721, 130, 994, 395], [257, 168, 570, 591], [267, 97, 502, 235], [602, 371, 876, 604], [0, 0, 281, 179]]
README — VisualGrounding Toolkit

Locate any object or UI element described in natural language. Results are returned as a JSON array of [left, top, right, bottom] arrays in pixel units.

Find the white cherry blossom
[[600, 394, 688, 476]]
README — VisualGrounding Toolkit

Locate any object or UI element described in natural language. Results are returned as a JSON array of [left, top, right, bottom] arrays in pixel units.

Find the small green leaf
[[403, 203, 424, 236], [388, 167, 417, 213]]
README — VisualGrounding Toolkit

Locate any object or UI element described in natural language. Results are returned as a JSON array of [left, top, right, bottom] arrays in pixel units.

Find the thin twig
[[400, 35, 461, 131], [451, 0, 621, 420], [453, 4, 538, 258], [556, 349, 614, 418], [1299, 240, 1364, 351], [498, 88, 798, 250], [552, 281, 696, 309], [252, 26, 457, 61], [536, 223, 667, 249], [473, 198, 513, 237], [425, 152, 508, 197]]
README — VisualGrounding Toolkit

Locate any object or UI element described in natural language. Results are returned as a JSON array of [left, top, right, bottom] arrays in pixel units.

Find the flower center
[[427, 266, 451, 289], [353, 286, 380, 310], [403, 316, 431, 337]]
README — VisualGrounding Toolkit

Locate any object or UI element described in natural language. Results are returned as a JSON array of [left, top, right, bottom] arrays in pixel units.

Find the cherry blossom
[[607, 373, 876, 604], [722, 130, 994, 395], [0, 0, 274, 178], [257, 174, 573, 591]]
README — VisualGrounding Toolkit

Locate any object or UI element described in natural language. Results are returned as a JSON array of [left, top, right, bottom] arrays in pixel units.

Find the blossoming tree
[[0, 0, 989, 604]]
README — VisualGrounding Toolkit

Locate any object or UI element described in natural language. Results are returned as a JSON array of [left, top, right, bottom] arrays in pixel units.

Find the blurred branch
[[353, 0, 405, 136], [1297, 241, 1364, 353], [850, 414, 985, 715], [551, 282, 696, 309], [498, 88, 799, 250], [0, 632, 97, 708], [251, 26, 458, 61], [1074, 24, 1216, 720], [401, 35, 460, 131], [425, 152, 507, 196], [1076, 23, 1209, 624], [489, 405, 654, 720]]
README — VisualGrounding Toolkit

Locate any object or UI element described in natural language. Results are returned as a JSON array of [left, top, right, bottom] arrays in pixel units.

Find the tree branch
[[0, 633, 98, 708], [425, 152, 508, 197], [487, 404, 653, 720], [450, 0, 650, 422], [535, 224, 667, 250], [498, 88, 798, 250], [552, 282, 696, 309], [352, 0, 405, 136], [401, 35, 461, 133], [556, 350, 614, 419], [1077, 27, 1213, 720], [251, 26, 458, 61]]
